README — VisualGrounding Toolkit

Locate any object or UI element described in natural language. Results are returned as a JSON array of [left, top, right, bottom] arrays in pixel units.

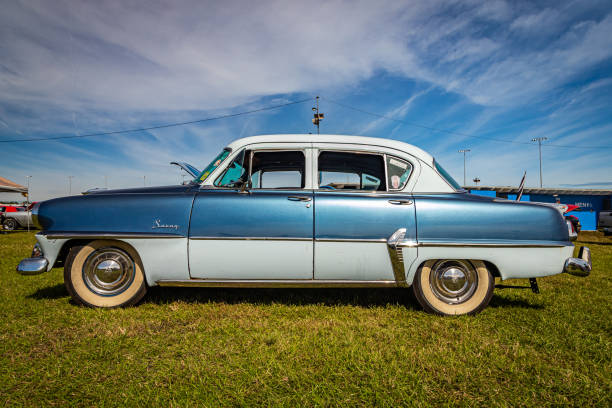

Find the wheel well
[[414, 259, 501, 278], [54, 239, 92, 268], [483, 261, 501, 279], [55, 239, 144, 271]]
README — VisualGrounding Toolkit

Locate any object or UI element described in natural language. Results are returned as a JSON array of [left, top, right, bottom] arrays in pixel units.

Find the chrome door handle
[[388, 199, 413, 205], [288, 196, 312, 202]]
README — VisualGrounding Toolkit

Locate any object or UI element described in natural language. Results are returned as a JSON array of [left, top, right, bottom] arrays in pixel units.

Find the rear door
[[313, 149, 417, 282]]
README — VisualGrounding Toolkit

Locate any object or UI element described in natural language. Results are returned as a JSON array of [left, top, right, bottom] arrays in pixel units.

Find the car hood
[[83, 184, 197, 195]]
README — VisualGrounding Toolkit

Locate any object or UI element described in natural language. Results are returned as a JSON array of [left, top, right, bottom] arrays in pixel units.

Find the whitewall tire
[[64, 240, 147, 308], [412, 259, 494, 316]]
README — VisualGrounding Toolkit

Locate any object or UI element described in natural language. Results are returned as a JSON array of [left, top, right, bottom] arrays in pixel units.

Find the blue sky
[[1, 0, 612, 201]]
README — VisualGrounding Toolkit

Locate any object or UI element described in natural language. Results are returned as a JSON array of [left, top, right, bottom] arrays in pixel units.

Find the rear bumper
[[563, 246, 591, 277], [17, 257, 49, 275]]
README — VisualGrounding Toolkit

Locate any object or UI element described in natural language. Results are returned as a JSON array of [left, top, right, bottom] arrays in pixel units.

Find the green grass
[[1, 231, 610, 407]]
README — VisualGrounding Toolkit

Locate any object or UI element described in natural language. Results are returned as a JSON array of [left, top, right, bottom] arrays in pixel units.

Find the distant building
[[467, 186, 612, 231]]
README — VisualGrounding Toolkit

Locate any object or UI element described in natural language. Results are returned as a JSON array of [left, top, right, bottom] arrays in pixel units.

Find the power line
[[321, 96, 612, 149], [0, 98, 313, 143]]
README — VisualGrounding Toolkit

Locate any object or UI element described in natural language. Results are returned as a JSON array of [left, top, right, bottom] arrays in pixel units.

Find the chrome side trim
[[416, 241, 571, 248], [42, 232, 184, 239], [315, 238, 387, 243], [156, 279, 398, 288], [190, 236, 312, 241], [17, 257, 49, 275], [387, 228, 408, 287], [190, 237, 388, 242], [187, 236, 570, 248]]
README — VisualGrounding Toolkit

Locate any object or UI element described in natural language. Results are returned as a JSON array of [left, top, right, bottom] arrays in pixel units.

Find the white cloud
[[1, 0, 612, 199], [1, 0, 610, 128]]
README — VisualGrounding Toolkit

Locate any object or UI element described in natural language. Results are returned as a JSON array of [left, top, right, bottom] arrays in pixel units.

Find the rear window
[[434, 161, 461, 190], [318, 151, 386, 191]]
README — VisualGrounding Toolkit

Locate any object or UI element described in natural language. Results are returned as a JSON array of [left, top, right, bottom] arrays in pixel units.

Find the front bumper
[[17, 257, 49, 275], [563, 246, 591, 277]]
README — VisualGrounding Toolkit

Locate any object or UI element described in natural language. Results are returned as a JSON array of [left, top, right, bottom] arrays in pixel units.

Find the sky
[[1, 0, 612, 201]]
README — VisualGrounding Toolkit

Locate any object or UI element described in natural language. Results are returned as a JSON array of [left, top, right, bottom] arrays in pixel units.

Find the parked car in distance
[[562, 204, 581, 235], [600, 210, 612, 235], [2, 205, 35, 231], [565, 214, 581, 234], [1, 205, 20, 213], [16, 134, 592, 315]]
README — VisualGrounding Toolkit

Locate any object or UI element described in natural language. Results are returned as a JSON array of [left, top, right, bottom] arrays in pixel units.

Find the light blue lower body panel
[[406, 244, 574, 283], [189, 239, 313, 279]]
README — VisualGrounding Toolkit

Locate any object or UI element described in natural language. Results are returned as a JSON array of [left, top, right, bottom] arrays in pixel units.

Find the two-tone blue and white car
[[17, 135, 591, 315]]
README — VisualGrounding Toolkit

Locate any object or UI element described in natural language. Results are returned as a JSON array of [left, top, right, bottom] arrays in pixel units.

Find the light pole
[[25, 176, 32, 203], [312, 96, 324, 135], [458, 149, 471, 187], [531, 137, 547, 187], [143, 175, 146, 186], [68, 176, 74, 195]]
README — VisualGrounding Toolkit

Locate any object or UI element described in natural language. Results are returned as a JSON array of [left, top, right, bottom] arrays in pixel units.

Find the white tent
[[0, 176, 27, 195]]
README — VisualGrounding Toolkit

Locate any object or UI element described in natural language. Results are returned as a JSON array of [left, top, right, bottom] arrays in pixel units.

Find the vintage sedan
[[17, 135, 591, 315]]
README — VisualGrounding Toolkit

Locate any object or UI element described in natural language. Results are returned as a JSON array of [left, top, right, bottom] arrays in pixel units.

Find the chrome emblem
[[152, 219, 179, 230]]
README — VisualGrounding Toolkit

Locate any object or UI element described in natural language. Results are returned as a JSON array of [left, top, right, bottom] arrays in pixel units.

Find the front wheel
[[64, 240, 147, 308], [412, 259, 494, 316]]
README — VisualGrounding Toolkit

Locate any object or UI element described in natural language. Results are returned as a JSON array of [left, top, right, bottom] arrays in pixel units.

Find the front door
[[188, 149, 314, 279]]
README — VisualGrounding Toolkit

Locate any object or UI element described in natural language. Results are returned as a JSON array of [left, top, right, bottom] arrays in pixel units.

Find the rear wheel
[[3, 218, 17, 231], [412, 259, 494, 316], [64, 240, 147, 308]]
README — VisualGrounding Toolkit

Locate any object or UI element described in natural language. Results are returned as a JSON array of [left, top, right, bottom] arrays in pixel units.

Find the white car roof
[[226, 134, 435, 165]]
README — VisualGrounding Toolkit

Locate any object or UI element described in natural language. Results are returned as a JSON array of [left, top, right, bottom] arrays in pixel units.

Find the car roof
[[226, 134, 434, 164]]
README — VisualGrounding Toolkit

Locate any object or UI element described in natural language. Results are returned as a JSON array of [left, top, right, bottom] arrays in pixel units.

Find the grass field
[[1, 231, 610, 406]]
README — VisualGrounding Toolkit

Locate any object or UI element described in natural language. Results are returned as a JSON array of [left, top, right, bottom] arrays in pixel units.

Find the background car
[[600, 210, 612, 235], [2, 205, 35, 231]]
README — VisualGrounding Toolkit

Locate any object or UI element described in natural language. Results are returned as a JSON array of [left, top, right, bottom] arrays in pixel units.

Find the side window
[[318, 151, 386, 191], [386, 156, 412, 190], [250, 151, 305, 189], [215, 149, 247, 187]]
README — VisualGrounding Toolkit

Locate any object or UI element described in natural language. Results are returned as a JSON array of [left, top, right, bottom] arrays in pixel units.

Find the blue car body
[[18, 134, 591, 313]]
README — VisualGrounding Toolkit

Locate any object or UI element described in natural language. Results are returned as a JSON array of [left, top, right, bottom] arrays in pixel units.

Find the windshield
[[195, 148, 231, 183], [434, 160, 462, 190]]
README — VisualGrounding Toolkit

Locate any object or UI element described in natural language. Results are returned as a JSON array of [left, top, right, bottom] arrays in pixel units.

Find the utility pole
[[143, 175, 146, 186], [25, 175, 32, 203], [458, 149, 471, 187], [68, 176, 74, 195], [531, 137, 547, 187], [312, 96, 324, 134]]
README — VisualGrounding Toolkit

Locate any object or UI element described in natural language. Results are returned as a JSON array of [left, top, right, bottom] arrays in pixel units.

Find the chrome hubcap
[[429, 260, 477, 304], [83, 248, 134, 296]]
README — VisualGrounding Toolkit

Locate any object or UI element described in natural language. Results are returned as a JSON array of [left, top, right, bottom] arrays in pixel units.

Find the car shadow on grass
[[488, 293, 544, 310], [143, 287, 544, 311], [27, 283, 68, 300], [144, 286, 421, 309], [26, 284, 545, 311]]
